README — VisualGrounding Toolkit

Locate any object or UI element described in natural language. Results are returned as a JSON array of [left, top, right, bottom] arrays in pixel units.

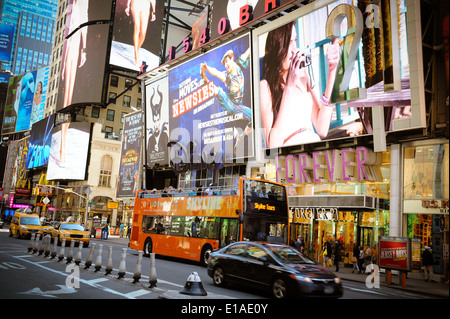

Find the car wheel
[[212, 267, 226, 287], [16, 230, 21, 239], [200, 245, 212, 267], [9, 229, 13, 237], [272, 278, 288, 299], [143, 237, 153, 257]]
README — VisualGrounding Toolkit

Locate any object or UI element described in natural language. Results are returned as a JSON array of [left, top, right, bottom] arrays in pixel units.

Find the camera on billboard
[[299, 46, 311, 69]]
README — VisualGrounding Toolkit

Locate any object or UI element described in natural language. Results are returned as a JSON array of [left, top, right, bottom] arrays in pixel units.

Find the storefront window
[[403, 143, 449, 199]]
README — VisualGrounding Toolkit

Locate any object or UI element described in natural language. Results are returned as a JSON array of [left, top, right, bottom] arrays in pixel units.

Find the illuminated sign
[[291, 207, 339, 222], [276, 147, 382, 183]]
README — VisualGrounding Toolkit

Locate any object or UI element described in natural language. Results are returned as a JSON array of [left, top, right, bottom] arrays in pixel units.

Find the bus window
[[219, 218, 239, 248], [142, 215, 168, 234]]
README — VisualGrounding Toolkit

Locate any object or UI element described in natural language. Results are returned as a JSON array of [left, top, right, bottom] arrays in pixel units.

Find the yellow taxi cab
[[40, 221, 57, 236], [50, 222, 90, 247], [9, 212, 42, 239]]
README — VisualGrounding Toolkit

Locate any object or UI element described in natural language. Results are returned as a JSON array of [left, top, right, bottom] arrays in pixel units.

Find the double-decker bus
[[130, 177, 289, 265]]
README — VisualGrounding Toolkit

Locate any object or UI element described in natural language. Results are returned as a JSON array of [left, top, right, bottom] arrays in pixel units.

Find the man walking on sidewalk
[[422, 246, 436, 282]]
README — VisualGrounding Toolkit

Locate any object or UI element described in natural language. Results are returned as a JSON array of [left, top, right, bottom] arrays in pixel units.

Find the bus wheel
[[143, 237, 153, 257], [200, 245, 212, 267]]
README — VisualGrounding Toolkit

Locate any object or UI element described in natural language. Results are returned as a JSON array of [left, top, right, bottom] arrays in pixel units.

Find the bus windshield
[[243, 180, 288, 244]]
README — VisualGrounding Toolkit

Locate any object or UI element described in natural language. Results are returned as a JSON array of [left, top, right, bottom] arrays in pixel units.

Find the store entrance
[[359, 227, 373, 248], [290, 223, 311, 255]]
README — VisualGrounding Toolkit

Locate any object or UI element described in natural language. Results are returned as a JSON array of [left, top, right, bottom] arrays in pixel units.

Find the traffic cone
[[58, 239, 66, 262], [84, 243, 96, 269], [28, 233, 35, 252], [75, 241, 83, 266], [180, 272, 207, 296], [132, 251, 143, 284], [94, 244, 103, 272], [105, 246, 113, 275], [66, 239, 76, 264], [32, 234, 41, 254], [149, 253, 157, 288], [117, 248, 127, 279], [44, 235, 51, 257], [50, 236, 58, 259]]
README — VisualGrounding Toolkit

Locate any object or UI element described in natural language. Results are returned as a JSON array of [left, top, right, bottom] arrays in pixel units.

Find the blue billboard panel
[[26, 114, 55, 169], [168, 34, 254, 163], [0, 23, 14, 62]]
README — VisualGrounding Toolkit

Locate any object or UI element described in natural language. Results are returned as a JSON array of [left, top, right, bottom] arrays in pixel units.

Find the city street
[[1, 228, 446, 302]]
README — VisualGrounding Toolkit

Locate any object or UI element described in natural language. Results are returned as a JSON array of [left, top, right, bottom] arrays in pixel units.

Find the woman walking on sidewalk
[[352, 244, 360, 273], [358, 246, 365, 274]]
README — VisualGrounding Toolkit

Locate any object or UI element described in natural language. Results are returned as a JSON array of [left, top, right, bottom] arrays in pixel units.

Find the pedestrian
[[358, 246, 365, 274], [323, 239, 332, 270], [119, 223, 124, 238], [333, 240, 342, 272], [371, 243, 378, 264], [352, 244, 360, 273], [422, 246, 436, 282], [364, 245, 373, 272], [127, 225, 131, 239]]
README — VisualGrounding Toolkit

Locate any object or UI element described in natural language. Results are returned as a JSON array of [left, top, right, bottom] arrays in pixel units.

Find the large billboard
[[110, 0, 165, 72], [168, 33, 254, 166], [26, 114, 56, 169], [252, 0, 425, 150], [117, 112, 143, 198], [56, 24, 110, 111], [46, 122, 92, 181], [1, 66, 50, 134], [65, 0, 113, 37], [146, 76, 169, 167]]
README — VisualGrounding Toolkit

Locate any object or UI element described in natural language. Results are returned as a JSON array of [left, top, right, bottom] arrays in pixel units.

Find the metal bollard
[[44, 235, 51, 257], [117, 248, 127, 279], [94, 244, 103, 272], [50, 237, 58, 259], [32, 234, 41, 254], [105, 246, 113, 275], [58, 238, 66, 262], [66, 239, 76, 264], [149, 252, 157, 288], [84, 243, 96, 269], [28, 233, 35, 252], [75, 241, 83, 266], [132, 251, 143, 284]]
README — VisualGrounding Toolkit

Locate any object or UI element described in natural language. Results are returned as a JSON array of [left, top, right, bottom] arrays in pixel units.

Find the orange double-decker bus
[[130, 177, 289, 266]]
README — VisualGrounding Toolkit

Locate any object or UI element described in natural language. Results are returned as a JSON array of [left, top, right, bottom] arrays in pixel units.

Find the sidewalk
[[334, 264, 449, 298]]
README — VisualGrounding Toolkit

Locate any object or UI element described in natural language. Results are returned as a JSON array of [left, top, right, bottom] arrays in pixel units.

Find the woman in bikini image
[[260, 21, 341, 148]]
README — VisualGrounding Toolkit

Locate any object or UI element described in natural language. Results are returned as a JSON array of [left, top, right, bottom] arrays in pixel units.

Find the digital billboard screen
[[56, 24, 109, 111], [1, 66, 50, 134], [46, 122, 92, 181], [110, 0, 165, 72], [168, 33, 254, 165], [65, 0, 113, 38], [26, 114, 56, 169], [252, 0, 423, 150]]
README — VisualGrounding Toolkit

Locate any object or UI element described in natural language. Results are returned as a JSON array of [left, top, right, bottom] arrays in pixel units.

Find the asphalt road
[[0, 229, 439, 304]]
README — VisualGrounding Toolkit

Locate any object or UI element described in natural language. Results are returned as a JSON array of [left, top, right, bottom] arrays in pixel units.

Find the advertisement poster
[[379, 237, 411, 271], [145, 76, 169, 167], [117, 112, 143, 198], [254, 0, 414, 150], [47, 122, 92, 181], [1, 66, 50, 134], [168, 34, 254, 164], [110, 0, 165, 72]]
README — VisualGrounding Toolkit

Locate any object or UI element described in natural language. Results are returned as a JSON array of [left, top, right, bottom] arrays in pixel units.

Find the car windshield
[[21, 217, 41, 226], [268, 246, 316, 264], [60, 224, 85, 231]]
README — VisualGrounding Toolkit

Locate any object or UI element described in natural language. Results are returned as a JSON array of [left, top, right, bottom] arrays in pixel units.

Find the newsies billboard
[[167, 33, 254, 169], [252, 0, 426, 152]]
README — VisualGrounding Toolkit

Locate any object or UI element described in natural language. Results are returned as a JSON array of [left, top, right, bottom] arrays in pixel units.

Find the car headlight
[[21, 226, 27, 231], [334, 277, 341, 284], [295, 275, 313, 283]]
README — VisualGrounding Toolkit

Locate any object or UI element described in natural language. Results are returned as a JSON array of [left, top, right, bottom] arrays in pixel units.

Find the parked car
[[9, 213, 42, 239], [50, 222, 90, 247], [207, 241, 343, 299]]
